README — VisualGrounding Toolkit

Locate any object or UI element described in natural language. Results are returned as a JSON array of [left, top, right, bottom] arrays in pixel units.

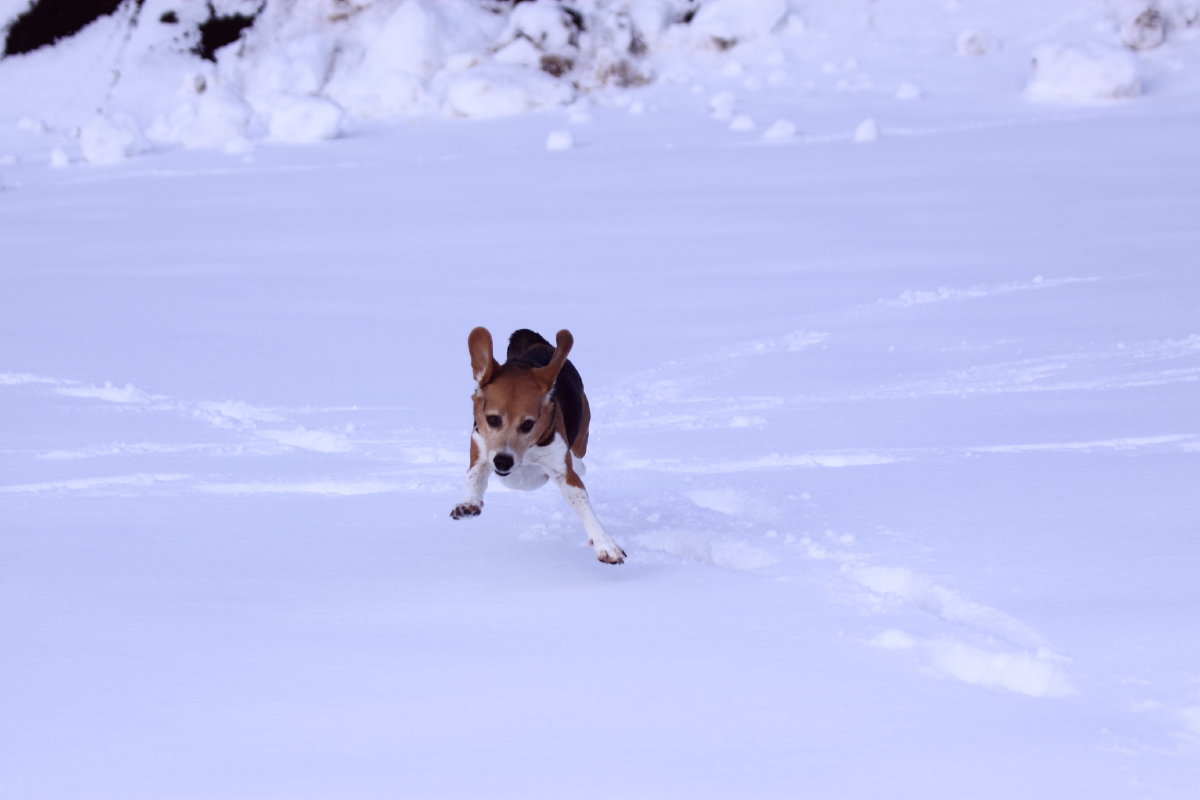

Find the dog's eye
[[486, 415, 502, 429], [518, 419, 535, 434]]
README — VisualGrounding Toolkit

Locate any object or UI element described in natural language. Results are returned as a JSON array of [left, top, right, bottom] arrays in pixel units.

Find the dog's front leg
[[451, 432, 490, 519], [555, 458, 625, 565]]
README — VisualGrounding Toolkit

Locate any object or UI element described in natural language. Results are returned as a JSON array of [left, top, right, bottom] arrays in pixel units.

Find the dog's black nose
[[493, 453, 514, 473]]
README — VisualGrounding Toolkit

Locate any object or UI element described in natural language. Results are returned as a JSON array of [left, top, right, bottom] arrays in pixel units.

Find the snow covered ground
[[3, 2, 1200, 798]]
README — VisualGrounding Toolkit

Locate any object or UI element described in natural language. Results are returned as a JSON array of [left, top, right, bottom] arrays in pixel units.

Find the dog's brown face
[[472, 370, 552, 474], [468, 327, 572, 476]]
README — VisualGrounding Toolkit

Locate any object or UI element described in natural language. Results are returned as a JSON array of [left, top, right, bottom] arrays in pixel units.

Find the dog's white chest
[[497, 465, 549, 491], [496, 435, 568, 491]]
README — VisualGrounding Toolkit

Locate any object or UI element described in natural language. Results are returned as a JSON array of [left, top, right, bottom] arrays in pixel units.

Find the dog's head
[[467, 327, 573, 476]]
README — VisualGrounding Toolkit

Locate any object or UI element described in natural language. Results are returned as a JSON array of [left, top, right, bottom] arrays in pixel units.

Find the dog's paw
[[591, 540, 626, 565], [450, 502, 482, 520]]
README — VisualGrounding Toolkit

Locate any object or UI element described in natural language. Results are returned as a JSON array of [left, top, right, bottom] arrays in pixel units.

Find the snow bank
[[1, 0, 1198, 159]]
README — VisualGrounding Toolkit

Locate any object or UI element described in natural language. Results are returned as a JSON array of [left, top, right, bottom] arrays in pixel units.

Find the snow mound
[[445, 64, 573, 119], [79, 111, 148, 165], [150, 77, 255, 150], [1027, 44, 1142, 103], [266, 95, 344, 143]]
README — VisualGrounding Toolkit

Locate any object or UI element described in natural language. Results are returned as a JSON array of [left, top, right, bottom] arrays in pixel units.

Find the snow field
[[2, 0, 1200, 798], [4, 102, 1200, 796]]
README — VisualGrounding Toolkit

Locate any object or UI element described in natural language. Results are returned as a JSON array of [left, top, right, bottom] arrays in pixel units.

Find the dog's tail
[[506, 329, 551, 361]]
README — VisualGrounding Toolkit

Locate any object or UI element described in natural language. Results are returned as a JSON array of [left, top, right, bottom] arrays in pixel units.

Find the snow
[[266, 95, 345, 143], [1120, 3, 1170, 51], [853, 116, 881, 142], [761, 117, 798, 141], [729, 112, 757, 131], [689, 0, 791, 44], [46, 146, 69, 167], [956, 29, 996, 57], [870, 629, 1078, 700], [3, 0, 1200, 798], [1027, 44, 1144, 103], [151, 78, 257, 150], [79, 111, 149, 165], [445, 63, 573, 119], [545, 128, 575, 151]]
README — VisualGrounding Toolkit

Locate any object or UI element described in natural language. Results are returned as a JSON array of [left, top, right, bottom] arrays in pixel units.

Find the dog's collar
[[536, 398, 559, 448]]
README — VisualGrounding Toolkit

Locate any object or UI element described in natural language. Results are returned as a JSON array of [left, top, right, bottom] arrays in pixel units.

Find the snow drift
[[3, 0, 1200, 163]]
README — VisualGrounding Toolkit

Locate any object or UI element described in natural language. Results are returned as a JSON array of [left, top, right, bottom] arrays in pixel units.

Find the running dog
[[450, 327, 626, 565]]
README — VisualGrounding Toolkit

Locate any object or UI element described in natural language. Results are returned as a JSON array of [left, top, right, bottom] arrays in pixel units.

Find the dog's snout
[[493, 453, 514, 474]]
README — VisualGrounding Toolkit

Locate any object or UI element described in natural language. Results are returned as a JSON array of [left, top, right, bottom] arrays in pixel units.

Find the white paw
[[450, 502, 482, 520], [590, 538, 626, 565]]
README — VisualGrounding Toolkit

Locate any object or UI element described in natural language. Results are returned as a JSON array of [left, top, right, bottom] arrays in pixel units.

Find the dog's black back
[[505, 329, 584, 449]]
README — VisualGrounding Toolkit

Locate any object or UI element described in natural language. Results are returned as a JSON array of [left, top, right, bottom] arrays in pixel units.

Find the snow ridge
[[4, 0, 1199, 163]]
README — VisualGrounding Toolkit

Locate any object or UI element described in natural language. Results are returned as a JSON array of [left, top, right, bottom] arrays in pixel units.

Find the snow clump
[[1118, 2, 1168, 50], [80, 111, 148, 165], [150, 76, 256, 150], [1027, 44, 1142, 102], [957, 29, 995, 56], [545, 129, 575, 151], [761, 118, 797, 141], [709, 90, 738, 120], [445, 64, 573, 119], [853, 117, 880, 142], [267, 96, 345, 143]]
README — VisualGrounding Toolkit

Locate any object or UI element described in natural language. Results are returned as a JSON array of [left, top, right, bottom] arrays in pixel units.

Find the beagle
[[450, 327, 626, 565]]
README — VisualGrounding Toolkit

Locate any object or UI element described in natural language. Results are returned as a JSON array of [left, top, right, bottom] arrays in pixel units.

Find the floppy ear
[[532, 329, 573, 392], [468, 327, 496, 386]]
